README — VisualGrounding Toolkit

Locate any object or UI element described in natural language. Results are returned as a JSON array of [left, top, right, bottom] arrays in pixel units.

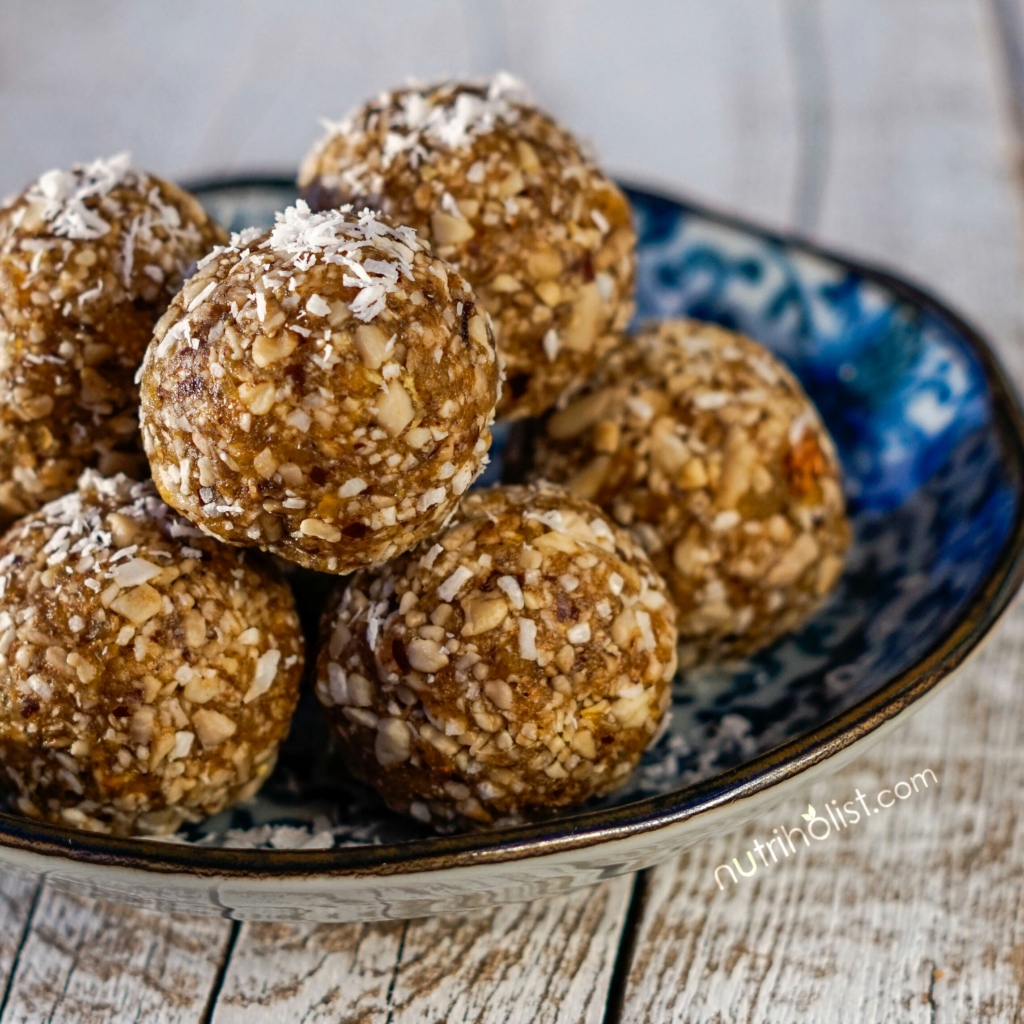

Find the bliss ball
[[315, 483, 677, 829], [299, 74, 636, 420], [0, 153, 227, 527], [139, 201, 499, 574], [0, 471, 304, 836], [532, 319, 850, 667]]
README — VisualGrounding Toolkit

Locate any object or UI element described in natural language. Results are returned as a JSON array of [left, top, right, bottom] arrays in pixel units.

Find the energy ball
[[315, 483, 677, 829], [139, 201, 499, 574], [0, 153, 227, 526], [299, 74, 636, 420], [533, 319, 850, 667], [0, 471, 304, 836]]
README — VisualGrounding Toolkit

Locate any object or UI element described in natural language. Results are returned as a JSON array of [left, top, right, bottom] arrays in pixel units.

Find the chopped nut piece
[[238, 381, 276, 415], [299, 518, 342, 543], [460, 595, 509, 637], [562, 282, 601, 353], [252, 331, 298, 367], [375, 718, 412, 766], [374, 381, 415, 438], [192, 709, 237, 749], [245, 648, 282, 704], [354, 323, 388, 368], [183, 675, 221, 705], [571, 729, 597, 759], [483, 679, 515, 711], [111, 584, 162, 625], [528, 249, 563, 281], [406, 637, 450, 673], [110, 558, 162, 588], [431, 210, 475, 246], [253, 447, 278, 480]]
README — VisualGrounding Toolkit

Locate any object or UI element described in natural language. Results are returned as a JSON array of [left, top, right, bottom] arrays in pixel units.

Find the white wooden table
[[3, 1, 1024, 1020]]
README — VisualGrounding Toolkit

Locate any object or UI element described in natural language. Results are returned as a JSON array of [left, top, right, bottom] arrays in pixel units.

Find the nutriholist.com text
[[714, 768, 938, 889]]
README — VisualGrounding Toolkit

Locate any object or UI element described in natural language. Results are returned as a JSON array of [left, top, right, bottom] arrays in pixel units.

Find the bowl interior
[[3, 180, 1018, 855]]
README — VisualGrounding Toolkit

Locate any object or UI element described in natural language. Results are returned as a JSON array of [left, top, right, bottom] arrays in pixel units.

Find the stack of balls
[[0, 74, 849, 837]]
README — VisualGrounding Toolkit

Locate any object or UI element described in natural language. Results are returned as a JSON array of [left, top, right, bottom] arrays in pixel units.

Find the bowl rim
[[2, 175, 1022, 880]]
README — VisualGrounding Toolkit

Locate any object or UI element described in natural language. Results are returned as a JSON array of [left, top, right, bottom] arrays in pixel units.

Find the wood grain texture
[[212, 877, 633, 1024], [0, 872, 38, 1015], [389, 876, 634, 1024], [0, 886, 233, 1024], [617, 1, 1024, 1021], [498, 0, 801, 227], [211, 918, 404, 1024]]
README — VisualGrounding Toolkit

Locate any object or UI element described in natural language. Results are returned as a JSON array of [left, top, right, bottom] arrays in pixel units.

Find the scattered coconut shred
[[312, 71, 533, 187], [18, 152, 137, 240]]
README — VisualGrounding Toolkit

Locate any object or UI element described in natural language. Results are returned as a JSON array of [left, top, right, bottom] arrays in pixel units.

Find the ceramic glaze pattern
[[2, 182, 1017, 853]]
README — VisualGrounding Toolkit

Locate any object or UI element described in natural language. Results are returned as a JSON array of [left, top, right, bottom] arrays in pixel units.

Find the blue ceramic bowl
[[0, 178, 1021, 920]]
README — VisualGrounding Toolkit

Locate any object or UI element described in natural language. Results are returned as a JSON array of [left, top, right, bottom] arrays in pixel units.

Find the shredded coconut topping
[[23, 153, 137, 241], [319, 72, 532, 166], [265, 201, 422, 321], [0, 470, 205, 599], [201, 201, 421, 323]]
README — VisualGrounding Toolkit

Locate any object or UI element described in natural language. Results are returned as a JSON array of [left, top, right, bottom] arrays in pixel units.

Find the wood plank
[[0, 885, 234, 1024], [617, 1, 1024, 1020], [210, 918, 404, 1024], [0, 872, 39, 1013], [0, 0, 491, 196], [389, 876, 634, 1024], [616, 609, 1024, 1022], [614, 630, 1024, 1024], [0, 0, 801, 232], [987, 0, 1024, 149], [211, 877, 633, 1024], [500, 0, 801, 228]]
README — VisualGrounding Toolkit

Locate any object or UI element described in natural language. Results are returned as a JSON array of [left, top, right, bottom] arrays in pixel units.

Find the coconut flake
[[417, 486, 447, 512], [518, 617, 538, 660], [316, 72, 533, 173], [421, 543, 444, 570], [244, 649, 281, 703], [339, 478, 367, 498], [542, 329, 560, 362], [567, 622, 591, 644], [437, 565, 473, 602], [497, 575, 525, 610]]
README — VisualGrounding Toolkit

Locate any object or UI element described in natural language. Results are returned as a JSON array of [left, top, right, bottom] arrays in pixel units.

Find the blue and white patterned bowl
[[1, 178, 1021, 921]]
